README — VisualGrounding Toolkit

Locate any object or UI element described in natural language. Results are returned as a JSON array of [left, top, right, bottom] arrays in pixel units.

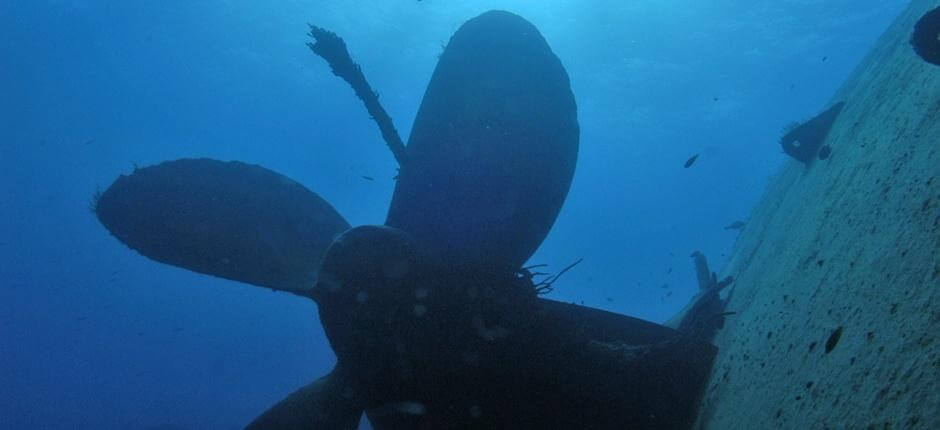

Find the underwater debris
[[690, 251, 711, 288], [911, 7, 940, 66], [684, 154, 700, 168], [521, 258, 583, 295], [675, 251, 734, 341], [307, 25, 409, 166], [779, 102, 845, 164]]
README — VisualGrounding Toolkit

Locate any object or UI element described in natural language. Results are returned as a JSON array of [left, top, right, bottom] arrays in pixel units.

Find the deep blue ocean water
[[1, 1, 908, 428]]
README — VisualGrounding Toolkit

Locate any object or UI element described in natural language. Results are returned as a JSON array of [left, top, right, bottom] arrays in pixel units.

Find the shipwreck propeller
[[93, 10, 722, 429]]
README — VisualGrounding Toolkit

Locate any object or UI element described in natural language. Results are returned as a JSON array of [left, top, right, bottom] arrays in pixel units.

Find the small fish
[[660, 283, 669, 289], [822, 56, 828, 62], [684, 154, 700, 168], [723, 221, 747, 231], [361, 175, 375, 181], [666, 267, 673, 274], [605, 297, 614, 302], [82, 138, 96, 146]]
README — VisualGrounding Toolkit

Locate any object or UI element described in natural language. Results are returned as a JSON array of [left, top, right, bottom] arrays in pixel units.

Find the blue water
[[1, 1, 907, 428]]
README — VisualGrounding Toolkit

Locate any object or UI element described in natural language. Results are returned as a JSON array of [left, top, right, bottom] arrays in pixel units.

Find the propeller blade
[[246, 368, 364, 430], [94, 158, 350, 297], [386, 10, 579, 271]]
